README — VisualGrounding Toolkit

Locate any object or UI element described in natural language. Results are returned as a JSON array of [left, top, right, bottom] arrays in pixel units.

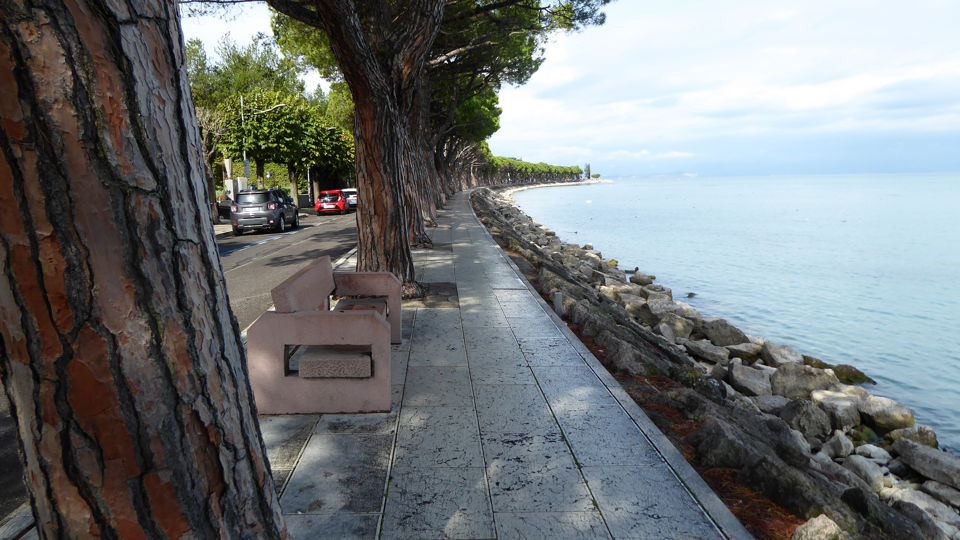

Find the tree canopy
[[185, 33, 306, 111]]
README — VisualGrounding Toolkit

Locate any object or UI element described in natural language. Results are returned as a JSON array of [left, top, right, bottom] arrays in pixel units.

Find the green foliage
[[452, 88, 502, 143], [322, 83, 355, 133], [585, 163, 591, 179], [185, 34, 306, 111], [271, 13, 355, 133], [591, 173, 600, 178], [219, 89, 354, 182], [485, 156, 582, 182], [271, 13, 341, 82]]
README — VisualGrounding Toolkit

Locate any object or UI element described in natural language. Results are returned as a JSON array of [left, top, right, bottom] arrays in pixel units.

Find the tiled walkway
[[263, 191, 753, 540]]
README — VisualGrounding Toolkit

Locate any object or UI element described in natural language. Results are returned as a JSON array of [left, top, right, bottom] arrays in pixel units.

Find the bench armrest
[[333, 272, 402, 344]]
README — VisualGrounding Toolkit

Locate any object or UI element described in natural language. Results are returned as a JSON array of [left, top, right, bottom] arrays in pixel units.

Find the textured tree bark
[[269, 0, 444, 294], [0, 1, 288, 538]]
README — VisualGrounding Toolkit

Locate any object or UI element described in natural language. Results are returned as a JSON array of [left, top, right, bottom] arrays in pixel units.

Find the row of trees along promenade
[[0, 0, 610, 538]]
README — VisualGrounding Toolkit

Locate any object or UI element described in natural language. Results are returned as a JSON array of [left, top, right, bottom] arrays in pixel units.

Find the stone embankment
[[471, 185, 960, 540]]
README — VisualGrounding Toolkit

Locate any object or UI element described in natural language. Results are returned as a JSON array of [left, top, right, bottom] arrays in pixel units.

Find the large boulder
[[629, 272, 654, 286], [892, 439, 960, 491], [741, 456, 858, 530], [780, 399, 831, 440], [833, 364, 877, 385], [885, 426, 938, 448], [791, 515, 843, 540], [841, 488, 926, 540], [687, 416, 754, 469], [699, 317, 750, 347], [770, 363, 841, 400], [859, 395, 914, 430], [659, 313, 694, 340], [753, 395, 790, 415], [577, 261, 604, 285], [653, 322, 677, 344], [618, 294, 646, 319], [811, 389, 862, 432], [581, 251, 602, 269], [843, 455, 885, 493], [920, 481, 960, 509], [637, 299, 685, 327], [599, 265, 628, 284], [726, 341, 763, 362], [884, 489, 960, 537], [673, 301, 702, 318], [822, 432, 855, 459], [855, 444, 892, 463], [890, 500, 952, 540], [640, 284, 672, 302], [602, 339, 674, 378], [728, 364, 772, 397], [599, 283, 643, 302], [683, 339, 730, 365], [761, 341, 804, 367]]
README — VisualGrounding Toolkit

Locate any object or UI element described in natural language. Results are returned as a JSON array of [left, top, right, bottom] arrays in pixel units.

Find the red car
[[315, 190, 350, 215]]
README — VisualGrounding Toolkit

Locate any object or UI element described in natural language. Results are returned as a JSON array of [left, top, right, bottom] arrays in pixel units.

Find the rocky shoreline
[[471, 184, 960, 540]]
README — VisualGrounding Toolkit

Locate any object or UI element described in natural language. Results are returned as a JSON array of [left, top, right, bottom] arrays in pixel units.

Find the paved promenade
[[266, 191, 751, 540], [1, 191, 751, 540]]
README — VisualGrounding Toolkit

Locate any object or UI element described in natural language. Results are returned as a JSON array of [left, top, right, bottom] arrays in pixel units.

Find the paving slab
[[582, 465, 720, 540], [475, 384, 561, 436], [394, 407, 483, 468], [517, 336, 584, 366], [482, 432, 594, 513], [494, 512, 611, 540], [507, 316, 565, 338], [403, 366, 473, 407], [280, 434, 391, 514], [283, 514, 380, 540], [260, 416, 319, 493], [533, 365, 623, 412], [381, 467, 495, 540]]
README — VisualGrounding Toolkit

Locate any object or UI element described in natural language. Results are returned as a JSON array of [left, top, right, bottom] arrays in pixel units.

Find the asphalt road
[[0, 210, 357, 526], [220, 211, 358, 330]]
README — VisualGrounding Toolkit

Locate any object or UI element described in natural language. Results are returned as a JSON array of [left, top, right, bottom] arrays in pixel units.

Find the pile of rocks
[[472, 186, 960, 540]]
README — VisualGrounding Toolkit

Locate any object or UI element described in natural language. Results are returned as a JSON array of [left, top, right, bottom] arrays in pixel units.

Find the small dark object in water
[[687, 292, 696, 298]]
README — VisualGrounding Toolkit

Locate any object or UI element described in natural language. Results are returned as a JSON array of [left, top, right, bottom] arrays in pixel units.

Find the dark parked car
[[230, 189, 299, 236], [217, 198, 233, 219]]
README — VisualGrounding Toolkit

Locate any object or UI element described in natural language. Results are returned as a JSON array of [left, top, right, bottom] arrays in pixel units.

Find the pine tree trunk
[[0, 1, 288, 538], [268, 0, 444, 295], [352, 95, 420, 287], [256, 161, 265, 189], [287, 164, 298, 201]]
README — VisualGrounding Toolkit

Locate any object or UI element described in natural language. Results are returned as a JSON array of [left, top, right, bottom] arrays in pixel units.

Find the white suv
[[342, 188, 358, 210]]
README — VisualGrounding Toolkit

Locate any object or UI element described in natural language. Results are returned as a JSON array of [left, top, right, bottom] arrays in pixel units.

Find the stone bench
[[247, 256, 401, 414]]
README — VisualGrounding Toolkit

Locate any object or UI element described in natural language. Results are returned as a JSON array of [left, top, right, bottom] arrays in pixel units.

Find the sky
[[181, 1, 960, 177]]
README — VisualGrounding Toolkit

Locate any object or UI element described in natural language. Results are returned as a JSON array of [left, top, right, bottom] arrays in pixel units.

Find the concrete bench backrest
[[271, 255, 336, 313]]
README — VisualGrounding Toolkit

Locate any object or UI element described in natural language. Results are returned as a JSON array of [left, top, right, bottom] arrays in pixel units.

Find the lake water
[[512, 174, 960, 453]]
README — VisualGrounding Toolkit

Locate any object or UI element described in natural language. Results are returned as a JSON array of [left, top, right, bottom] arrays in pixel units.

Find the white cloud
[[489, 0, 960, 174], [180, 0, 960, 175]]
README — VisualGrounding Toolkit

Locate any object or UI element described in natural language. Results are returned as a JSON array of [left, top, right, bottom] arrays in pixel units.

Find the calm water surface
[[513, 174, 960, 453]]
